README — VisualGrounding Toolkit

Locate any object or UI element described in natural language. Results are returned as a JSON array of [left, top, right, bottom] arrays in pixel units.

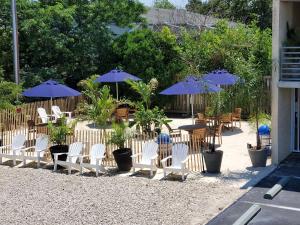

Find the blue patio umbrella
[[160, 76, 222, 124], [203, 69, 240, 86], [23, 80, 81, 107], [95, 69, 141, 100]]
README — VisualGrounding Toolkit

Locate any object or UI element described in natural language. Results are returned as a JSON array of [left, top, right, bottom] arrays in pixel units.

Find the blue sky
[[139, 0, 189, 8]]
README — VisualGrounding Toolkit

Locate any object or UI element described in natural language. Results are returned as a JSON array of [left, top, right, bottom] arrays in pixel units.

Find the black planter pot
[[248, 147, 268, 167], [113, 148, 132, 171], [203, 150, 223, 173], [49, 145, 69, 162]]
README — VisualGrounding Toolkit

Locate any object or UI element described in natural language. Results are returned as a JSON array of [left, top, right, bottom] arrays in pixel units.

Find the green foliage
[[180, 21, 272, 115], [154, 0, 176, 9], [126, 79, 158, 109], [0, 0, 145, 87], [79, 81, 116, 127], [186, 0, 272, 29], [47, 116, 76, 145], [0, 80, 22, 110], [113, 27, 184, 91], [107, 122, 133, 149]]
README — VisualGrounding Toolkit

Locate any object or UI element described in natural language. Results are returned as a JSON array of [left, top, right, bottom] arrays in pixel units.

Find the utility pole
[[11, 0, 20, 84]]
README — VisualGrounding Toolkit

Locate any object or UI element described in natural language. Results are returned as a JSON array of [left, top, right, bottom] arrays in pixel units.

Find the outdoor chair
[[191, 128, 207, 148], [161, 143, 189, 181], [22, 134, 49, 168], [208, 123, 223, 145], [80, 144, 106, 176], [220, 113, 233, 131], [0, 134, 26, 166], [115, 108, 129, 122], [54, 142, 83, 174], [131, 141, 159, 177], [37, 107, 54, 124], [165, 123, 181, 138], [232, 108, 242, 128], [51, 105, 72, 121]]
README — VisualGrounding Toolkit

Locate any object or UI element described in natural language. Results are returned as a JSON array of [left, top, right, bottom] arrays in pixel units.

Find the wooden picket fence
[[0, 126, 205, 172], [0, 96, 82, 130]]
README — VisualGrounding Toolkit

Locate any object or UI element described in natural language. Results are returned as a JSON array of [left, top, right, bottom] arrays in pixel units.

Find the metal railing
[[281, 47, 300, 81]]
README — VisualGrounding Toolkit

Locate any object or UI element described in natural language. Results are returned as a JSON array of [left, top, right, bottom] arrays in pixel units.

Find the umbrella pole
[[191, 95, 194, 124], [116, 82, 119, 101]]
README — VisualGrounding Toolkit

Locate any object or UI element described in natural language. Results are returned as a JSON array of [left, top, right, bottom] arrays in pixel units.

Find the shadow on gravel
[[222, 128, 243, 136]]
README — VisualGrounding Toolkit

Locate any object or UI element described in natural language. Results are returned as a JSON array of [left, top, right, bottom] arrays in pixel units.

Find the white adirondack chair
[[161, 143, 189, 180], [22, 134, 49, 168], [51, 105, 72, 121], [53, 142, 83, 174], [80, 144, 106, 176], [0, 134, 26, 166], [132, 141, 159, 177], [37, 107, 53, 123]]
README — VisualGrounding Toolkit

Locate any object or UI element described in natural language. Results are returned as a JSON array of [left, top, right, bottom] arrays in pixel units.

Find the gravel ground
[[0, 165, 246, 225]]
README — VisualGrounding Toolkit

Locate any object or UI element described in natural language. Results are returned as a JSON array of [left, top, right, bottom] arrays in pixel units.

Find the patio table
[[178, 124, 206, 134]]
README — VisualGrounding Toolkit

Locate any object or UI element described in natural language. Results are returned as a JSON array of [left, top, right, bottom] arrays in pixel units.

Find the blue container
[[157, 133, 172, 144], [258, 125, 270, 135]]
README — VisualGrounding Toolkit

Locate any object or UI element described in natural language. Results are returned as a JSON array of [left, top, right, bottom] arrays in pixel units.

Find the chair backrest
[[197, 113, 205, 120], [37, 108, 48, 123], [172, 144, 189, 168], [116, 108, 129, 119], [217, 123, 223, 136], [195, 119, 206, 125], [221, 113, 232, 123], [234, 108, 242, 118], [141, 141, 159, 164], [12, 134, 26, 152], [192, 128, 207, 142], [52, 105, 62, 119], [68, 142, 83, 163], [35, 134, 49, 157], [90, 144, 106, 165]]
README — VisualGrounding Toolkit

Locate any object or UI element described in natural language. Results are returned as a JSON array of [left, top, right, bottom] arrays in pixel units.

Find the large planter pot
[[113, 148, 132, 171], [248, 147, 268, 167], [49, 145, 69, 162], [203, 150, 223, 173]]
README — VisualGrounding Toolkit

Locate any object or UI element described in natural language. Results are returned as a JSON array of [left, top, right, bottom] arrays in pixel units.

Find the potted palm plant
[[108, 122, 133, 171], [203, 93, 225, 173], [48, 116, 76, 162]]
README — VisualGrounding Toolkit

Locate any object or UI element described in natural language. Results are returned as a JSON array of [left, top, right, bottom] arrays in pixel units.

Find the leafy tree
[[0, 0, 145, 87], [0, 80, 22, 109], [186, 0, 272, 29], [113, 27, 184, 91], [154, 0, 176, 9]]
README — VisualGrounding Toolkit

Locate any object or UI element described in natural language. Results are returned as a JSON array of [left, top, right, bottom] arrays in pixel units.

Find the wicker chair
[[220, 113, 233, 131], [208, 123, 223, 145], [232, 108, 242, 128], [165, 123, 181, 138], [191, 128, 207, 148], [115, 108, 129, 122]]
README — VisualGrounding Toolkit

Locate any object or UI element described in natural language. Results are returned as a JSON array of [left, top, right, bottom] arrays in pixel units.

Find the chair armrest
[[22, 146, 35, 152], [161, 156, 172, 168], [131, 153, 142, 158], [181, 156, 189, 168], [0, 145, 11, 150], [53, 152, 67, 161], [151, 154, 158, 160]]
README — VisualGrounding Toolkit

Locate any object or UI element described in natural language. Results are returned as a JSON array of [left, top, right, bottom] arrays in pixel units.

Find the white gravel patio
[[0, 120, 273, 225]]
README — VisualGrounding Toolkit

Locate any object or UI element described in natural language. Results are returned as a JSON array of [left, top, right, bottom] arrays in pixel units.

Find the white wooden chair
[[132, 141, 159, 177], [37, 107, 54, 123], [80, 144, 106, 176], [51, 105, 72, 121], [22, 134, 49, 168], [53, 142, 83, 174], [161, 143, 189, 181], [0, 134, 26, 166]]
